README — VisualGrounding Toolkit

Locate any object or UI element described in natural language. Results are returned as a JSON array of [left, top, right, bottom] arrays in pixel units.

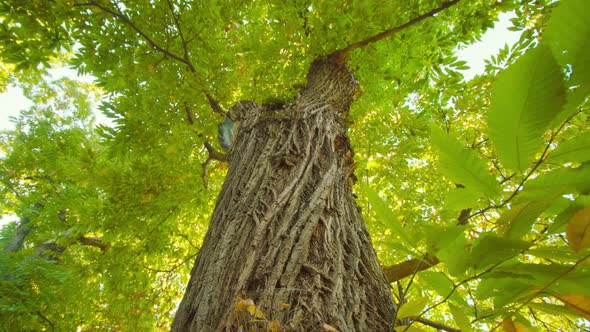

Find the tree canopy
[[1, 0, 589, 330]]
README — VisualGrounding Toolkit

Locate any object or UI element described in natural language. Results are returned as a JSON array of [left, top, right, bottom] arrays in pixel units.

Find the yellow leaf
[[279, 303, 290, 309], [246, 304, 266, 319], [566, 207, 590, 252], [322, 323, 339, 331], [268, 320, 280, 332], [556, 293, 590, 319], [502, 319, 534, 332], [235, 298, 254, 313]]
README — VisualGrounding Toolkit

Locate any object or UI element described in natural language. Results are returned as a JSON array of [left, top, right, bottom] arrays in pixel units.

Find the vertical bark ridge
[[172, 60, 395, 331]]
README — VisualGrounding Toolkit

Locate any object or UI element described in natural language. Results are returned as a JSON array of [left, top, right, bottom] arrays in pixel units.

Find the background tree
[[0, 0, 589, 331]]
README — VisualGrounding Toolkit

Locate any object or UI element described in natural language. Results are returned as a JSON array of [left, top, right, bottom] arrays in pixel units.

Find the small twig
[[205, 92, 226, 115], [184, 103, 194, 125], [78, 1, 196, 72], [407, 316, 460, 332], [202, 141, 228, 188], [490, 252, 590, 331], [164, 0, 190, 61], [467, 108, 584, 221], [144, 251, 198, 273], [36, 311, 55, 332]]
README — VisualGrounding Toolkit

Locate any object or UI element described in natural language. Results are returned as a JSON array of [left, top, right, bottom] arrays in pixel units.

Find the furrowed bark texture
[[172, 59, 395, 331]]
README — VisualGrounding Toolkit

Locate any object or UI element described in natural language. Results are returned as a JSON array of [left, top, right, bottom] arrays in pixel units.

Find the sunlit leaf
[[449, 303, 471, 332], [500, 193, 561, 239], [550, 132, 590, 164], [396, 297, 428, 319], [487, 45, 566, 171], [430, 125, 500, 197]]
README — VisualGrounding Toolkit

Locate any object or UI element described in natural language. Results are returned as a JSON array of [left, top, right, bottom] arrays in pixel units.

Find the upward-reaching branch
[[80, 0, 196, 72], [331, 0, 460, 64], [78, 0, 229, 116]]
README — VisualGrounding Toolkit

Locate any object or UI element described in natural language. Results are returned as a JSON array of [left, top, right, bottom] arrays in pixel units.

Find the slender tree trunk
[[172, 58, 395, 331]]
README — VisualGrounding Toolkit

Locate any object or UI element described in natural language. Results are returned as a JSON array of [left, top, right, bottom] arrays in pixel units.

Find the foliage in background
[[0, 0, 588, 330]]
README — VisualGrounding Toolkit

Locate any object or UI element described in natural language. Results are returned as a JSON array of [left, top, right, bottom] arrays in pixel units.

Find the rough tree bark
[[172, 56, 396, 331]]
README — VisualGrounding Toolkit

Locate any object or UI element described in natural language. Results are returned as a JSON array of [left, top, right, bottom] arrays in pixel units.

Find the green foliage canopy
[[0, 0, 589, 330]]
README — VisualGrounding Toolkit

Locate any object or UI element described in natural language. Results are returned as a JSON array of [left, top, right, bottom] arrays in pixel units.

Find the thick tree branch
[[205, 92, 226, 115], [78, 236, 111, 252], [383, 254, 440, 283], [331, 0, 460, 64], [2, 216, 32, 253], [201, 141, 227, 188]]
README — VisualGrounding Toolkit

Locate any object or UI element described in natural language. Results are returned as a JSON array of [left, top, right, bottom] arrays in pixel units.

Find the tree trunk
[[172, 58, 396, 331]]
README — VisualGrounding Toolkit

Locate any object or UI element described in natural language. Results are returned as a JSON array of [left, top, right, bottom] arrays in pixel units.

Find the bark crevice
[[172, 59, 395, 331]]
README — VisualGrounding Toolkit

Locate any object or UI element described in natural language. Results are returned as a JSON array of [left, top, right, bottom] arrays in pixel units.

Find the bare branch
[[331, 0, 460, 64]]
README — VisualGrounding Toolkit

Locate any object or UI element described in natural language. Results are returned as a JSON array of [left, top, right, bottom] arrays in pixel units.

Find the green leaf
[[522, 166, 590, 201], [361, 184, 414, 248], [396, 296, 428, 319], [436, 231, 470, 277], [550, 132, 590, 164], [467, 234, 532, 272], [430, 125, 500, 197], [528, 302, 578, 318], [444, 188, 478, 211], [449, 303, 472, 332], [544, 0, 590, 90], [487, 45, 566, 171], [500, 193, 561, 239]]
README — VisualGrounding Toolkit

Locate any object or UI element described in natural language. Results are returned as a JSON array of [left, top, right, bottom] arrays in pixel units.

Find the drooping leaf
[[487, 45, 566, 171], [548, 196, 590, 235], [467, 235, 532, 272], [528, 302, 578, 318], [521, 166, 590, 201], [550, 131, 590, 164], [396, 296, 428, 319], [544, 0, 590, 115], [565, 207, 590, 252], [449, 303, 472, 332], [361, 184, 414, 249], [444, 187, 479, 211], [430, 125, 500, 197], [500, 193, 561, 239]]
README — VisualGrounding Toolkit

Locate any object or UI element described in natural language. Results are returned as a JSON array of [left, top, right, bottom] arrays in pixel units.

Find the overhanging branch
[[383, 254, 440, 283], [331, 0, 460, 64], [78, 0, 196, 72]]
